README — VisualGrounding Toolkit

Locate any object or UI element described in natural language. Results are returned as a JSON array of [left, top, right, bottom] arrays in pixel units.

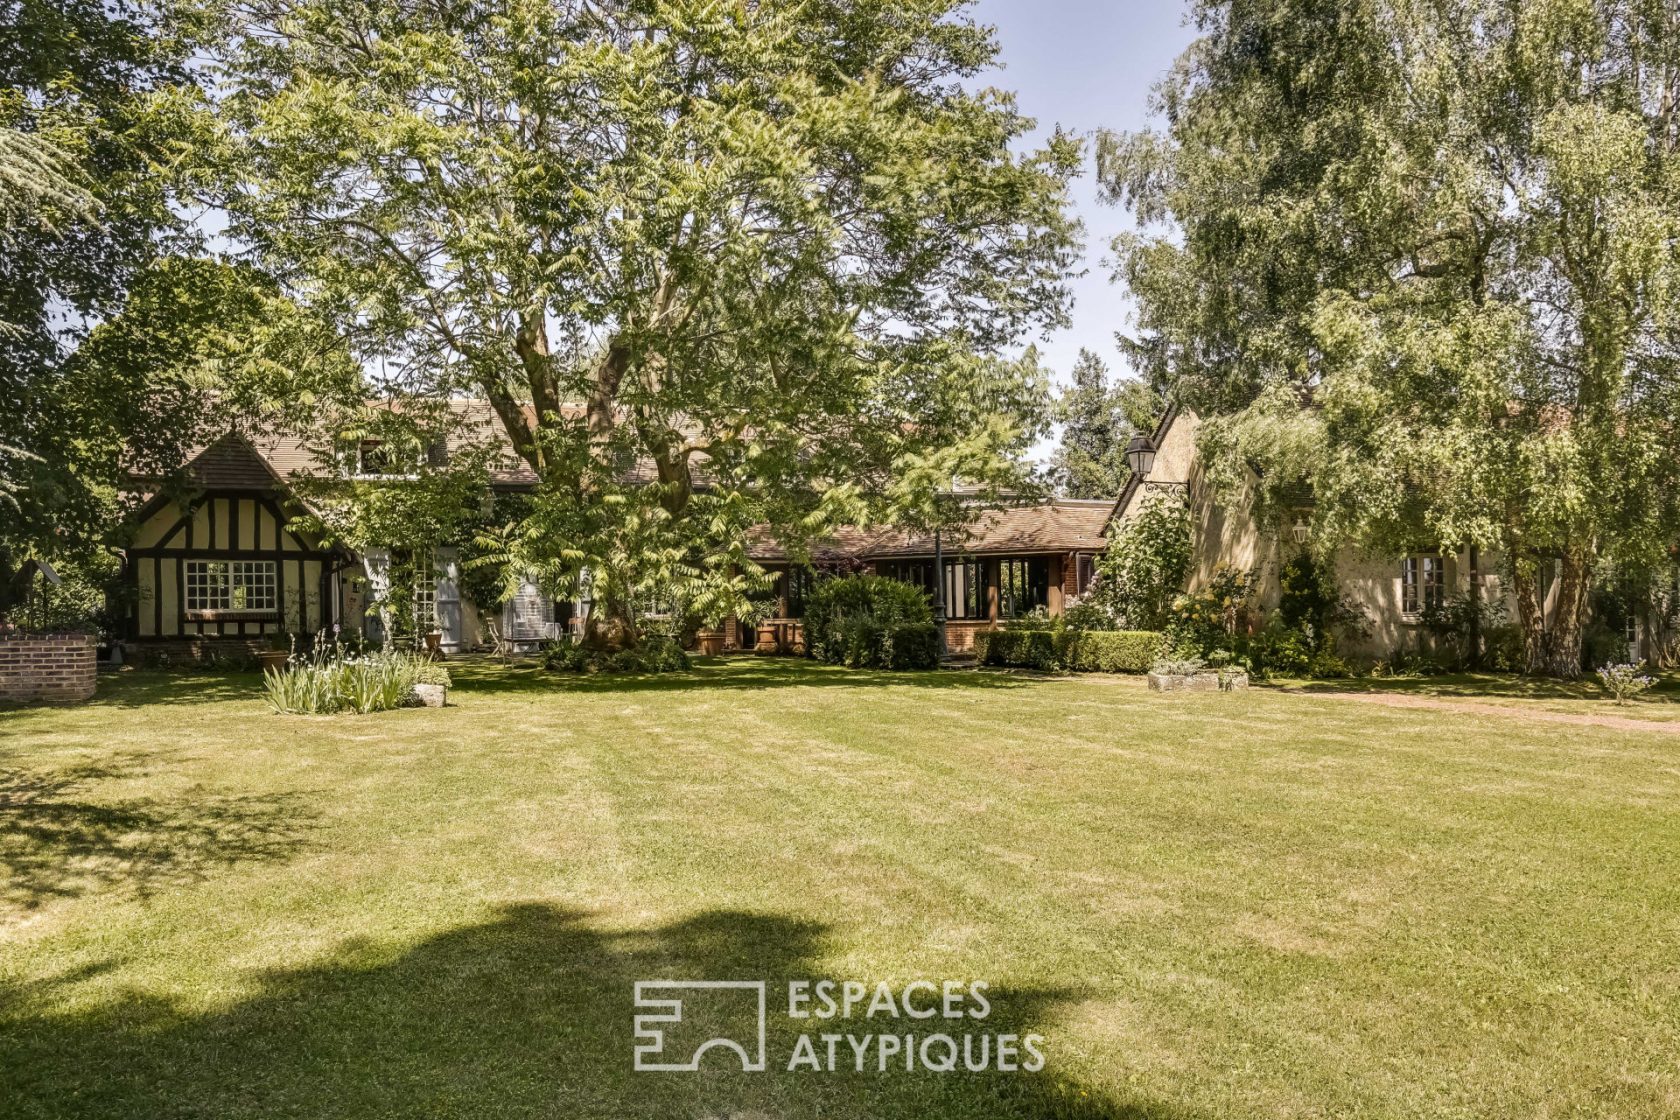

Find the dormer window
[[358, 439, 399, 476], [343, 436, 440, 479]]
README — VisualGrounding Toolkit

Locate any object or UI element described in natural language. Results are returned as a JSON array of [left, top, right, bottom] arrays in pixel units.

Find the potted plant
[[423, 628, 443, 654], [694, 627, 726, 657], [257, 633, 292, 674]]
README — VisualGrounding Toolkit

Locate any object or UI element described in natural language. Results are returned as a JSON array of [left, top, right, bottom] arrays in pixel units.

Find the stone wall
[[0, 633, 97, 704]]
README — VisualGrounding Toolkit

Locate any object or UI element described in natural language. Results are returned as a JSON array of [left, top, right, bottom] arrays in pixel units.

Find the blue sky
[[969, 0, 1195, 388]]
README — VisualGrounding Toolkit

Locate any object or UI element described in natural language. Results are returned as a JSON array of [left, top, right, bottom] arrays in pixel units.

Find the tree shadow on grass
[[76, 669, 269, 710], [0, 757, 318, 914], [448, 657, 1035, 697], [0, 902, 1191, 1120]]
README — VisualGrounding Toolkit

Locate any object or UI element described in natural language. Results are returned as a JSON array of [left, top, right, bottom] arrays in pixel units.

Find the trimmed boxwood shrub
[[983, 629, 1063, 670], [881, 623, 940, 670], [981, 628, 1165, 674], [1063, 630, 1167, 673], [805, 574, 937, 670]]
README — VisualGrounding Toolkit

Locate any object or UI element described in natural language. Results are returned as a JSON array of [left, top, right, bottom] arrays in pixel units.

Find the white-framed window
[[344, 437, 441, 480], [1401, 555, 1445, 616], [185, 560, 278, 614]]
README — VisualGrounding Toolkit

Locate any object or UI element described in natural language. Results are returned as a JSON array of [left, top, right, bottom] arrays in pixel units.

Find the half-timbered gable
[[127, 432, 351, 645]]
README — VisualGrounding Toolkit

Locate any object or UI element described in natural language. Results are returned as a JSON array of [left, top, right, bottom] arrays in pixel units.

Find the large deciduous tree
[[0, 0, 210, 621], [1101, 0, 1680, 677], [216, 0, 1080, 642]]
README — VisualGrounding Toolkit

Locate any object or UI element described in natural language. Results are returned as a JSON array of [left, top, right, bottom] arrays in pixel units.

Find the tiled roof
[[869, 499, 1116, 557], [747, 499, 1117, 562], [180, 431, 288, 491], [164, 406, 1119, 560]]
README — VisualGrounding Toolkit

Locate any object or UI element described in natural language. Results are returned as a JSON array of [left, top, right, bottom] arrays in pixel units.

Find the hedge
[[979, 628, 1165, 674], [1064, 631, 1167, 673]]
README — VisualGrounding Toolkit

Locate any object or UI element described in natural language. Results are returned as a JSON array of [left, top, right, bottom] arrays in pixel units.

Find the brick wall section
[[128, 637, 269, 667], [943, 620, 995, 654], [1063, 552, 1081, 597], [0, 633, 97, 704]]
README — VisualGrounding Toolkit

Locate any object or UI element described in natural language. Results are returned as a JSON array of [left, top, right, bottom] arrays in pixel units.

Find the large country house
[[120, 402, 1664, 666], [119, 406, 1112, 659]]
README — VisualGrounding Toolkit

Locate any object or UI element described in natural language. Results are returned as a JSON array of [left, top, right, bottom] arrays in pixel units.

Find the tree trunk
[[1540, 547, 1593, 679], [1511, 553, 1548, 675]]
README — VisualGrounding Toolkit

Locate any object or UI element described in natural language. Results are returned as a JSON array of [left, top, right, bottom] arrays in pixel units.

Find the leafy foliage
[[1165, 566, 1257, 657], [1051, 349, 1153, 499], [1278, 551, 1368, 651], [541, 636, 690, 675], [1094, 492, 1192, 630], [803, 574, 937, 670], [1100, 0, 1680, 677], [215, 0, 1081, 643], [1597, 662, 1654, 705], [263, 648, 435, 715], [0, 0, 214, 621], [981, 626, 1165, 674]]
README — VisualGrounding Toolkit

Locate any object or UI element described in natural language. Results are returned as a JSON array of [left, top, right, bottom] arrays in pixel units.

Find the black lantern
[[1125, 433, 1157, 479]]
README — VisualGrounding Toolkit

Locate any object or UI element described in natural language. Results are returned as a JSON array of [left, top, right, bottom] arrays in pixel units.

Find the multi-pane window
[[878, 559, 991, 619], [998, 557, 1051, 619], [185, 560, 277, 613], [783, 567, 813, 619], [942, 560, 989, 620], [876, 560, 935, 597], [1401, 555, 1445, 616]]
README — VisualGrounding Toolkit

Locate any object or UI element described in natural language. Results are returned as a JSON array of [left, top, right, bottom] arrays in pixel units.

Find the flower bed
[[264, 649, 450, 714]]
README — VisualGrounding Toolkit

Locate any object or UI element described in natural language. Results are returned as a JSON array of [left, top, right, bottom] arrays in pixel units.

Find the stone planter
[[1148, 671, 1249, 693], [410, 682, 448, 708], [755, 623, 780, 654], [695, 629, 726, 657], [256, 650, 290, 674]]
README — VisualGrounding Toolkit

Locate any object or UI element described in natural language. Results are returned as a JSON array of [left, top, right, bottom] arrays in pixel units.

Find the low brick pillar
[[0, 632, 98, 704]]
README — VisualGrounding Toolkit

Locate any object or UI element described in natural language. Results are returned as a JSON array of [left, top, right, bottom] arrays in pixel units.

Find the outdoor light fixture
[[1125, 433, 1157, 479], [1292, 516, 1312, 545]]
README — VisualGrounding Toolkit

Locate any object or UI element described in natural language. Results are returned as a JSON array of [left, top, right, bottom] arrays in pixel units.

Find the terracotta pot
[[424, 631, 442, 653], [696, 629, 725, 657], [257, 650, 290, 673], [756, 623, 780, 654]]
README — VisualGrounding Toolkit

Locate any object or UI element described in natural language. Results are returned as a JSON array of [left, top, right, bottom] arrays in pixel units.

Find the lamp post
[[933, 527, 947, 664]]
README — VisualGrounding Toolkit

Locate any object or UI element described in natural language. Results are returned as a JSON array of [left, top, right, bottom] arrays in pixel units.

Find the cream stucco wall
[[1125, 408, 1532, 664]]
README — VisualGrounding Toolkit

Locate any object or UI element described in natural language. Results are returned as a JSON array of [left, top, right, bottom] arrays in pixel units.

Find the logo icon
[[632, 981, 767, 1072]]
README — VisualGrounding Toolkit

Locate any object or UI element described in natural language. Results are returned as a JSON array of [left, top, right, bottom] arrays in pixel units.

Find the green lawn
[[3, 660, 1678, 1119], [1267, 669, 1680, 721]]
